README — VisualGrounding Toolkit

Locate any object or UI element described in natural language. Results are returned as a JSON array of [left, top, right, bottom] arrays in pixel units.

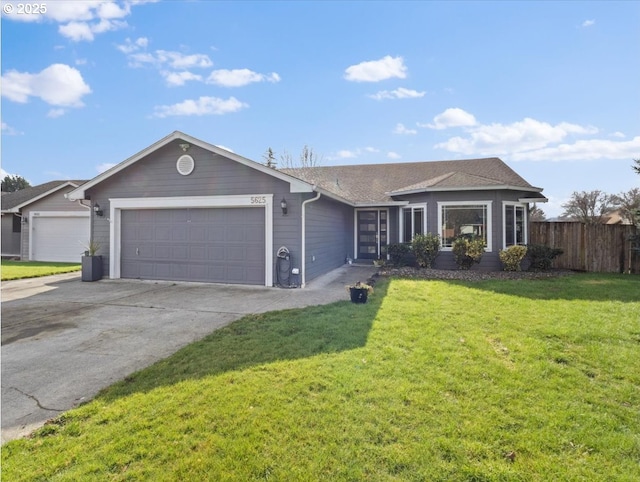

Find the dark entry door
[[357, 210, 387, 259]]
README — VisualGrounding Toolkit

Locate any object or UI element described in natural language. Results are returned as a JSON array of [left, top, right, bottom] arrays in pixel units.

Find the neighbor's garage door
[[120, 207, 265, 285], [31, 214, 90, 263]]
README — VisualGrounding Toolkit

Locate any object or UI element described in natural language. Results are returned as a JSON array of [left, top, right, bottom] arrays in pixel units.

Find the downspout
[[301, 191, 321, 288]]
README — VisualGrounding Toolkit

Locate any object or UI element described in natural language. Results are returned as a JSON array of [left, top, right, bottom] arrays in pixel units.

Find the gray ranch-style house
[[66, 131, 547, 287], [1, 180, 89, 262]]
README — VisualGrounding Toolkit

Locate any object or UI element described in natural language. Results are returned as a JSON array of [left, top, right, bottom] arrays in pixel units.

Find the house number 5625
[[251, 196, 266, 204]]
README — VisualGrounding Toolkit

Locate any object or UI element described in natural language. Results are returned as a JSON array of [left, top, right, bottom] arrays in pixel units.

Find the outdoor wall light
[[93, 203, 104, 217], [179, 143, 191, 152], [280, 198, 288, 216]]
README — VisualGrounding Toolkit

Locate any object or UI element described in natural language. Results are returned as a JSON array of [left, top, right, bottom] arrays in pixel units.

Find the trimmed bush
[[387, 243, 412, 267], [411, 233, 441, 268], [527, 244, 564, 271], [499, 245, 528, 271], [452, 235, 485, 270]]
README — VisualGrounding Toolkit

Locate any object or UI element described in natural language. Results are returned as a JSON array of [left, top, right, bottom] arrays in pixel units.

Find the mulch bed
[[376, 266, 575, 282]]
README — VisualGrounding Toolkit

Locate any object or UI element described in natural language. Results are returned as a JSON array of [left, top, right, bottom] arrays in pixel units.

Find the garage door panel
[[245, 248, 264, 263], [208, 228, 226, 242], [154, 246, 171, 259], [172, 246, 188, 260], [121, 207, 265, 285], [189, 225, 207, 242], [189, 246, 207, 261], [139, 225, 154, 241]]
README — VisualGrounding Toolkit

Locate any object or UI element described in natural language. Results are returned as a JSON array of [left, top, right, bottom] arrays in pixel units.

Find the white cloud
[[156, 51, 213, 69], [97, 163, 117, 173], [369, 87, 425, 100], [117, 37, 149, 54], [161, 71, 203, 87], [117, 38, 279, 89], [435, 117, 598, 155], [387, 152, 401, 159], [393, 123, 417, 135], [429, 109, 634, 162], [207, 69, 281, 87], [152, 96, 248, 118], [1, 1, 152, 41], [336, 150, 357, 159], [1, 122, 22, 135], [329, 147, 379, 161], [128, 49, 213, 69], [59, 21, 95, 41], [582, 19, 595, 27], [47, 108, 66, 118], [344, 55, 407, 82], [1, 64, 91, 107], [511, 136, 640, 162], [420, 107, 477, 130]]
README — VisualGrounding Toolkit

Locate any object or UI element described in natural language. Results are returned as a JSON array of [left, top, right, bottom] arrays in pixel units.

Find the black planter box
[[82, 255, 103, 282], [349, 287, 369, 304]]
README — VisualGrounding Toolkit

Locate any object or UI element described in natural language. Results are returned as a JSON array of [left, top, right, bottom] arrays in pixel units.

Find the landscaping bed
[[379, 266, 576, 281]]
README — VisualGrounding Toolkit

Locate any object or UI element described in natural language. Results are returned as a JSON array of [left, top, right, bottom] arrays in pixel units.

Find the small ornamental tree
[[411, 233, 441, 268], [526, 244, 564, 271], [452, 235, 485, 270], [499, 245, 528, 271]]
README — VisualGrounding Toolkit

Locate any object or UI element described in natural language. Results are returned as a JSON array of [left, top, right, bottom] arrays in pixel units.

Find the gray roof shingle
[[282, 157, 543, 204], [1, 180, 87, 212]]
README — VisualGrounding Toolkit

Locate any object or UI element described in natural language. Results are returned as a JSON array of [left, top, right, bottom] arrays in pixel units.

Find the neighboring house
[[1, 181, 90, 262], [67, 131, 547, 286], [604, 210, 633, 225]]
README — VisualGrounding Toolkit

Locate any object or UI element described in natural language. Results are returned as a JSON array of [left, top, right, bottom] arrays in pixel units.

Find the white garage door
[[31, 214, 90, 263]]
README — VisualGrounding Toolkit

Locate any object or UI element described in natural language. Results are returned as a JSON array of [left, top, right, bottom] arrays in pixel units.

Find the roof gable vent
[[176, 155, 195, 176]]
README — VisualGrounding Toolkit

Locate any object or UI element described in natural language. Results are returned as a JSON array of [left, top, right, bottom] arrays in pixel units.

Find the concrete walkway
[[1, 265, 377, 444]]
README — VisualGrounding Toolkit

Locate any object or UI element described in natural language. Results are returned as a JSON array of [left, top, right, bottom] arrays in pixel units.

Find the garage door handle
[[136, 248, 139, 256]]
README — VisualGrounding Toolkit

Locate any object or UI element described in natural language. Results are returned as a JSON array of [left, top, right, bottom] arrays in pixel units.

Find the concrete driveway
[[1, 265, 377, 444]]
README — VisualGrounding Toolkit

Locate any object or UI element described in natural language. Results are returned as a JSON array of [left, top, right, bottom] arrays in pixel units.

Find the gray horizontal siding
[[1, 216, 20, 256], [304, 196, 353, 282]]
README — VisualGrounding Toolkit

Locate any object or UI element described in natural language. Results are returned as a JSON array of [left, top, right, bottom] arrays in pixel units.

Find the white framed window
[[438, 201, 492, 251], [503, 202, 527, 248], [400, 204, 427, 242]]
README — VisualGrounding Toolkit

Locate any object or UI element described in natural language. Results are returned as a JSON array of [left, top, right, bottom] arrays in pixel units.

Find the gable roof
[[1, 180, 86, 213], [67, 131, 314, 200], [282, 157, 546, 204]]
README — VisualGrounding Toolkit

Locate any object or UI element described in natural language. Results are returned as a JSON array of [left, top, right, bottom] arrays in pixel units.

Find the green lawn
[[2, 274, 639, 481], [1, 260, 81, 281]]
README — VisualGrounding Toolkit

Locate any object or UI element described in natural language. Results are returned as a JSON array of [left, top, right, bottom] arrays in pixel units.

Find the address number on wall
[[250, 196, 267, 204]]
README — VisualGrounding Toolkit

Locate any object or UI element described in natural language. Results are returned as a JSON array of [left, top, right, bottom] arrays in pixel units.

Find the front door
[[357, 210, 387, 260]]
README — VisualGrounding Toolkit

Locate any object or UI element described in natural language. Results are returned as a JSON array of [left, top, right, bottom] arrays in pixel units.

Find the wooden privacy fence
[[529, 222, 640, 273]]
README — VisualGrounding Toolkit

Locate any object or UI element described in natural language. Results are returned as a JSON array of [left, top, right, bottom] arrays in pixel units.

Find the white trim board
[[108, 195, 274, 286]]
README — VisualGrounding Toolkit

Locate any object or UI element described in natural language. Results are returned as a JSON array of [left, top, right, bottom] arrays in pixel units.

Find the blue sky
[[1, 0, 638, 217]]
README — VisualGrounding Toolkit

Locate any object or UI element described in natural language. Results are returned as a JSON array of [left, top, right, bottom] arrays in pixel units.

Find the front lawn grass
[[3, 273, 639, 481], [1, 260, 81, 281]]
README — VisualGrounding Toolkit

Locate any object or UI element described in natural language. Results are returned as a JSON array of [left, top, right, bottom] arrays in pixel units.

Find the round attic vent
[[176, 155, 195, 176]]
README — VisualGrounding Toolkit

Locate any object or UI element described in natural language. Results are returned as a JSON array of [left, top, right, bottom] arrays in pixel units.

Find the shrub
[[499, 245, 528, 271], [411, 233, 441, 268], [387, 243, 412, 267], [527, 244, 564, 271], [452, 235, 485, 270]]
